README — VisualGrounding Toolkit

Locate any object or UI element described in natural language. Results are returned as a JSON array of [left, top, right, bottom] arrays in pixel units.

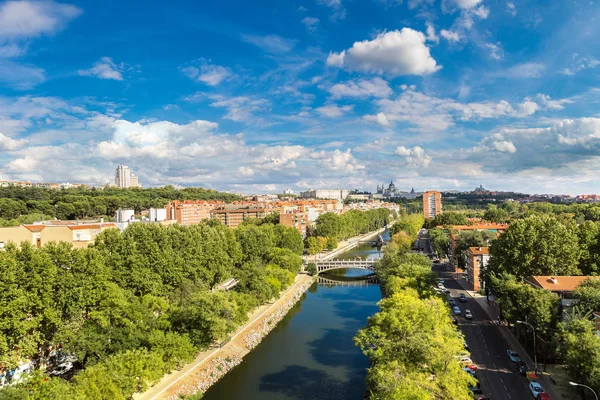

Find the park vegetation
[[0, 186, 242, 226], [0, 219, 302, 399], [355, 213, 476, 400]]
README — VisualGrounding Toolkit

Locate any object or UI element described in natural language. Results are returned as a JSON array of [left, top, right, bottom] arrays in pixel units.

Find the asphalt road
[[441, 275, 534, 400]]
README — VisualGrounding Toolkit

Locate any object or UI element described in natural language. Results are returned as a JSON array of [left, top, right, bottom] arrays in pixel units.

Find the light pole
[[516, 320, 537, 373], [569, 381, 599, 400]]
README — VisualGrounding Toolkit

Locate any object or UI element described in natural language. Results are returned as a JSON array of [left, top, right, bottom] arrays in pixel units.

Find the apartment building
[[210, 205, 271, 228], [299, 189, 349, 200], [466, 246, 489, 291], [114, 164, 141, 188], [279, 209, 310, 237], [422, 190, 442, 218], [0, 222, 117, 250], [165, 200, 224, 225]]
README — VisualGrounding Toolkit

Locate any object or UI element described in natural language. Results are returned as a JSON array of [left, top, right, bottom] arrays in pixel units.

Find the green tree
[[557, 318, 600, 395], [483, 204, 509, 223], [572, 279, 600, 315], [488, 214, 581, 280]]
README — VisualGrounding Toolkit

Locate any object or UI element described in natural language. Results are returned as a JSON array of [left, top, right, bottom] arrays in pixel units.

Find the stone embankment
[[164, 277, 314, 400]]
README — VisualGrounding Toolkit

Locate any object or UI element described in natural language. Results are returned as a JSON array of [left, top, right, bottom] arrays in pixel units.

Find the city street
[[442, 275, 532, 400]]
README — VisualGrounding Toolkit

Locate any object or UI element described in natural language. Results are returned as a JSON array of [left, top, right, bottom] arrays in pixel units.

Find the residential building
[[283, 189, 294, 195], [299, 189, 349, 200], [115, 209, 135, 222], [210, 205, 271, 228], [525, 275, 600, 310], [466, 247, 489, 291], [166, 200, 223, 225], [347, 191, 371, 201], [422, 190, 442, 218], [444, 223, 507, 270], [0, 222, 117, 250], [114, 164, 141, 188], [149, 208, 167, 222], [280, 209, 309, 237]]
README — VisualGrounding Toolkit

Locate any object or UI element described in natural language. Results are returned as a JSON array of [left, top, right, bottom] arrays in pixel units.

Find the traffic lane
[[443, 279, 531, 400]]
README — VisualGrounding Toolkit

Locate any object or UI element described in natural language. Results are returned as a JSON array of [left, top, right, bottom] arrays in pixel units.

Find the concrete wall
[[0, 226, 35, 247]]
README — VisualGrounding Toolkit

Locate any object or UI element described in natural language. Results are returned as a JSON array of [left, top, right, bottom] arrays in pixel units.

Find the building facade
[[466, 246, 489, 291], [299, 189, 349, 200], [166, 200, 223, 225], [0, 223, 117, 250], [279, 210, 310, 237], [114, 164, 141, 188], [422, 190, 442, 218], [210, 205, 270, 228]]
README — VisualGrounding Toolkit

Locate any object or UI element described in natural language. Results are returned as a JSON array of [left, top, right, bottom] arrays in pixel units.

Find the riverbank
[[136, 226, 391, 400]]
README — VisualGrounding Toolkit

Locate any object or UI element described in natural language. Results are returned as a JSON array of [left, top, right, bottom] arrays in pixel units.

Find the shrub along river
[[202, 230, 390, 400]]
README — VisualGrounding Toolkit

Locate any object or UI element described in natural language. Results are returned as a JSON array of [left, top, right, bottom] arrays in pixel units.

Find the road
[[441, 275, 532, 400]]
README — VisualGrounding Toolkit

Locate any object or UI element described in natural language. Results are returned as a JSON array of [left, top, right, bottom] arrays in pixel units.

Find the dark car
[[517, 361, 529, 375], [459, 293, 468, 303]]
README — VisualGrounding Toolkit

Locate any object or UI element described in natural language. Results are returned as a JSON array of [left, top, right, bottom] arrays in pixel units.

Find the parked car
[[465, 309, 473, 319], [507, 350, 521, 363], [50, 362, 73, 376], [451, 317, 458, 324], [438, 282, 445, 289], [459, 356, 473, 366], [517, 361, 529, 375], [459, 293, 468, 303], [462, 367, 476, 377], [449, 299, 457, 306], [443, 288, 451, 294], [537, 393, 551, 400], [453, 306, 461, 315], [469, 386, 483, 395], [463, 341, 469, 351], [529, 382, 544, 398]]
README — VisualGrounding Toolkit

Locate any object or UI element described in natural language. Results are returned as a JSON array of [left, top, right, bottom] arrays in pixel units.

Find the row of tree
[[355, 216, 475, 399], [0, 186, 242, 225], [0, 219, 302, 399], [304, 208, 393, 254]]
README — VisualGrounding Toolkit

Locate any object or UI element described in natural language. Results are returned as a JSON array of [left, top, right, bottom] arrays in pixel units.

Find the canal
[[202, 230, 389, 400]]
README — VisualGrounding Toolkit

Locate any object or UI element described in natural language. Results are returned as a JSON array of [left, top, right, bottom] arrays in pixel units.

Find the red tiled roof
[[23, 225, 45, 232], [525, 276, 600, 292]]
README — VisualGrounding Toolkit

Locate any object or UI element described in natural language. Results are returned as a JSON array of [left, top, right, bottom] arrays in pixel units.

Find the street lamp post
[[569, 381, 599, 400], [516, 320, 538, 373]]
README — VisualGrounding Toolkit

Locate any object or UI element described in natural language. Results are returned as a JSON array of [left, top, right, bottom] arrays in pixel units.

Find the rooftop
[[468, 246, 489, 255], [525, 276, 600, 292]]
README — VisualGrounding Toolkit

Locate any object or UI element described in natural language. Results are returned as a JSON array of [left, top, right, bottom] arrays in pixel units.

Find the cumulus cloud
[[367, 88, 541, 132], [327, 77, 392, 99], [181, 61, 233, 86], [208, 95, 270, 123], [0, 0, 81, 38], [506, 2, 517, 16], [492, 140, 516, 153], [394, 145, 432, 167], [301, 16, 319, 32], [484, 42, 503, 60], [537, 94, 572, 110], [78, 57, 127, 80], [452, 0, 482, 9], [440, 29, 460, 42], [362, 112, 391, 127], [241, 33, 296, 53], [326, 29, 441, 76], [315, 104, 354, 118], [0, 132, 26, 150]]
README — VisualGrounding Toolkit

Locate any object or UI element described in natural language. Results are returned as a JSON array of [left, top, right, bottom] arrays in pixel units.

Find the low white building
[[115, 209, 135, 223], [299, 189, 349, 200], [149, 208, 167, 222]]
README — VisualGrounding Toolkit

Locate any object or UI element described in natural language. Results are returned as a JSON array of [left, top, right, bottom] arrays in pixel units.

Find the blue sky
[[0, 0, 599, 194]]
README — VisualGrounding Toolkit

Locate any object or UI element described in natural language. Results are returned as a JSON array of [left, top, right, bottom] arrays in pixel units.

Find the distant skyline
[[0, 0, 599, 195]]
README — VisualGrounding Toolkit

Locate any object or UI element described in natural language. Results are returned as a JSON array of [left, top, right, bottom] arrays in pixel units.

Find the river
[[202, 229, 389, 400]]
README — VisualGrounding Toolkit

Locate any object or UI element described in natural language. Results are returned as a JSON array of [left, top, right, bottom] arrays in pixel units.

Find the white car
[[50, 362, 73, 376], [459, 356, 473, 365], [453, 306, 461, 315], [529, 381, 544, 398], [438, 282, 445, 289], [465, 309, 473, 319]]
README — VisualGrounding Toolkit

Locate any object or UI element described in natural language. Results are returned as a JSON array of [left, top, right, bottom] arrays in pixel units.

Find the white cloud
[[369, 89, 541, 132], [0, 43, 25, 57], [425, 22, 439, 44], [326, 28, 441, 76], [0, 0, 81, 38], [315, 104, 354, 118], [484, 42, 503, 60], [301, 16, 319, 32], [182, 61, 233, 86], [506, 2, 517, 16], [362, 112, 391, 127], [492, 140, 516, 153], [327, 77, 392, 99], [440, 29, 460, 42], [317, 0, 346, 21], [78, 57, 126, 80], [394, 145, 431, 167], [241, 34, 296, 53], [561, 55, 600, 76], [0, 132, 26, 150], [505, 62, 545, 78], [0, 59, 45, 89], [208, 95, 270, 123], [452, 0, 482, 9], [536, 94, 573, 110]]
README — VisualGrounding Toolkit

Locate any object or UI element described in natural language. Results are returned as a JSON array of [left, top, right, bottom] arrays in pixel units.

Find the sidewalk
[[454, 277, 564, 400]]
